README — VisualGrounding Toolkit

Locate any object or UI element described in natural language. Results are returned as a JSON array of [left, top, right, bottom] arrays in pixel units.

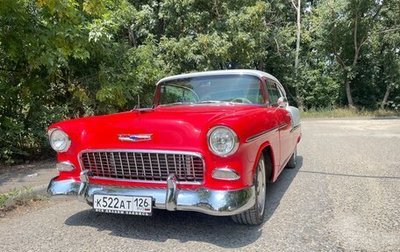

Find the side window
[[266, 82, 280, 106], [277, 84, 286, 99]]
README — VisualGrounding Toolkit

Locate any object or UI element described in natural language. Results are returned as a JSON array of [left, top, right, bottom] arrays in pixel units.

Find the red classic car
[[47, 69, 301, 225]]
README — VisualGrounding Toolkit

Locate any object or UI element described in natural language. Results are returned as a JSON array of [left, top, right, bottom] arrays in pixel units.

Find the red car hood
[[51, 104, 262, 152]]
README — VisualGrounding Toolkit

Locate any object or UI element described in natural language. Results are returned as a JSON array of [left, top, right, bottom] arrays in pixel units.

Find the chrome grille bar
[[165, 154, 169, 175], [80, 150, 204, 183]]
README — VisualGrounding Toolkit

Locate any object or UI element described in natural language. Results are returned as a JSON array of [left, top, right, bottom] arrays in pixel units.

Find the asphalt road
[[0, 119, 399, 251]]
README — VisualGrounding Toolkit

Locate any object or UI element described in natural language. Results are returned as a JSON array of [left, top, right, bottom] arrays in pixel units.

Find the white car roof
[[156, 69, 280, 85]]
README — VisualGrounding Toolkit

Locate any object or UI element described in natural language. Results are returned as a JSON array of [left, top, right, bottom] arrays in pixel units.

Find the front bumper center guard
[[47, 172, 256, 216]]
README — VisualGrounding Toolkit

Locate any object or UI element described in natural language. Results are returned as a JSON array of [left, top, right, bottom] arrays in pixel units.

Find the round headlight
[[207, 126, 239, 157], [48, 129, 71, 152]]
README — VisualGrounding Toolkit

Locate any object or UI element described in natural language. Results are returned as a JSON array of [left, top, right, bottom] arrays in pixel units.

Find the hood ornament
[[118, 134, 152, 142]]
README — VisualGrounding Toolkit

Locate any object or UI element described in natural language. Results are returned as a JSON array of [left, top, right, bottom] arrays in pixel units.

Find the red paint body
[[49, 75, 301, 191]]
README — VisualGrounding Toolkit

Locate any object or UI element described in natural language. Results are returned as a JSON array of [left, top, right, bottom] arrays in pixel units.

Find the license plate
[[93, 195, 152, 216]]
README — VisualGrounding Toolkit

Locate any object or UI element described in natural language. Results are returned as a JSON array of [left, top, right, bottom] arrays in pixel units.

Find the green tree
[[313, 0, 385, 108]]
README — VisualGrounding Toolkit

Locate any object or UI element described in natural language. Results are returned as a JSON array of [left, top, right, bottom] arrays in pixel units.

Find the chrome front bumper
[[47, 173, 255, 216]]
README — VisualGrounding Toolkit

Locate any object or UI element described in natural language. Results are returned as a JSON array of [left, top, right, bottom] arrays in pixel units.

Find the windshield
[[158, 75, 263, 105]]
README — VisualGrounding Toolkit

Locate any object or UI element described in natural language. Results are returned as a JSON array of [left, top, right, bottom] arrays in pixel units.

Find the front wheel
[[231, 155, 269, 225]]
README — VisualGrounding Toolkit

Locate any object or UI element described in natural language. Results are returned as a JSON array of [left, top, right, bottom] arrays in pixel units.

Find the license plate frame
[[93, 194, 153, 216]]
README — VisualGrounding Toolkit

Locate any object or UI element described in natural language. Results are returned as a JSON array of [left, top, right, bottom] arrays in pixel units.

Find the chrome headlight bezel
[[207, 126, 239, 157], [48, 128, 71, 153]]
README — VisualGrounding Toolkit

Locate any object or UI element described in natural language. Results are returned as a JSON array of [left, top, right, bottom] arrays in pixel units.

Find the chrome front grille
[[80, 150, 204, 183]]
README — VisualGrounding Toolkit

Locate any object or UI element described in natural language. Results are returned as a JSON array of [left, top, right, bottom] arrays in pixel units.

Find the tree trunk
[[294, 0, 301, 74], [294, 0, 303, 110], [380, 84, 392, 109], [344, 78, 355, 108]]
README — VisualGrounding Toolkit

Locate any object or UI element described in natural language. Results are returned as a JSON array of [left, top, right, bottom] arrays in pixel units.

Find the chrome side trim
[[47, 177, 256, 216], [290, 123, 301, 133], [278, 123, 288, 130], [246, 126, 279, 143]]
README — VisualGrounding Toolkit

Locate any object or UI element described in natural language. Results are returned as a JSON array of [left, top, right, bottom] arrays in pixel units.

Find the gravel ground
[[0, 161, 57, 193], [0, 119, 399, 251]]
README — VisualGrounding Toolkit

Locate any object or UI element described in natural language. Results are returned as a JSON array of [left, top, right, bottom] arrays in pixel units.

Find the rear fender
[[286, 106, 300, 128]]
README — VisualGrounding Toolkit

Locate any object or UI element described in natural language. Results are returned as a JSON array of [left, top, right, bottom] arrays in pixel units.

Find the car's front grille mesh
[[80, 151, 204, 183]]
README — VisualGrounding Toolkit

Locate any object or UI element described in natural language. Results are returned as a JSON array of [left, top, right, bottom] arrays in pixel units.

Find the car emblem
[[118, 134, 152, 142]]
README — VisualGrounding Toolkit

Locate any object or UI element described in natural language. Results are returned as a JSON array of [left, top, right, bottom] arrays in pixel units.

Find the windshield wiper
[[161, 102, 194, 106], [198, 100, 225, 104], [162, 100, 226, 106]]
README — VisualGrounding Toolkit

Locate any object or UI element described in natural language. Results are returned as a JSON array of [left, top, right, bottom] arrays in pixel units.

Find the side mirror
[[277, 97, 288, 108]]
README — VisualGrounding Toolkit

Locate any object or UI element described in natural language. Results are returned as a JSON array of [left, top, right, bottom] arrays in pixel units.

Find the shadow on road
[[64, 157, 303, 248], [264, 156, 303, 223]]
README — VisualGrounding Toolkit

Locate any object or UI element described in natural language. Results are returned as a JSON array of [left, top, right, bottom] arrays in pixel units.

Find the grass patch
[[0, 187, 47, 214], [301, 108, 400, 119]]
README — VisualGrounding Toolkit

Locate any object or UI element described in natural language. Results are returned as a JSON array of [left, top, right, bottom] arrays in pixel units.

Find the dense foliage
[[0, 0, 399, 163]]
